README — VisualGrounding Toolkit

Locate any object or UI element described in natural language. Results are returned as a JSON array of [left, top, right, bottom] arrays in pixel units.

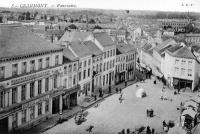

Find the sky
[[1, 0, 200, 12]]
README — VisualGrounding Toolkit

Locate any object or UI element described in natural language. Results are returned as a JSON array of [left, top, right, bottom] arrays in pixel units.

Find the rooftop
[[0, 25, 62, 59], [69, 41, 92, 57], [166, 45, 196, 59], [83, 41, 103, 56], [116, 43, 136, 55], [93, 32, 115, 47], [59, 30, 92, 42], [63, 47, 78, 63]]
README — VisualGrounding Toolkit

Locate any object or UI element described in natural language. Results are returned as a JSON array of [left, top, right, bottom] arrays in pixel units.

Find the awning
[[173, 79, 179, 85], [182, 109, 196, 119]]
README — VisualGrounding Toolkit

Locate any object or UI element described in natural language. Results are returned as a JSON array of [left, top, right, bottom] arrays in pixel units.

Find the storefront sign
[[11, 70, 50, 85], [22, 95, 49, 110]]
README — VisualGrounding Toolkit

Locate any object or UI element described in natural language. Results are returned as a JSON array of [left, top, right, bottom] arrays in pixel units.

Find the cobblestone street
[[43, 77, 193, 134]]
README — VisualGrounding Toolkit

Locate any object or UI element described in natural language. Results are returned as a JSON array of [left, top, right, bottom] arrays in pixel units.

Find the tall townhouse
[[83, 41, 103, 95], [0, 25, 63, 133], [61, 47, 79, 112], [86, 32, 116, 91], [66, 41, 92, 104], [163, 45, 198, 91], [115, 43, 136, 84]]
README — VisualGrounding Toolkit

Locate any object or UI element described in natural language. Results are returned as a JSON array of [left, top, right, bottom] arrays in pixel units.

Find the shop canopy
[[182, 109, 196, 119]]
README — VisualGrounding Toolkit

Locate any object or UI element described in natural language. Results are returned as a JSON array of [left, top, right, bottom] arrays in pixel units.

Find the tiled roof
[[0, 25, 62, 59], [59, 31, 92, 42], [166, 46, 196, 59], [116, 43, 136, 55], [69, 41, 92, 57], [63, 47, 78, 62], [154, 38, 176, 52], [83, 41, 103, 56], [93, 32, 115, 47]]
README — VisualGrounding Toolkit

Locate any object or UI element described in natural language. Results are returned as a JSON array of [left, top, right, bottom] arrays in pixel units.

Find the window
[[84, 61, 87, 67], [54, 76, 57, 88], [175, 67, 179, 75], [181, 60, 186, 65], [0, 66, 5, 79], [73, 63, 77, 72], [83, 70, 86, 79], [100, 63, 102, 72], [181, 68, 185, 76], [107, 61, 109, 70], [113, 49, 115, 56], [106, 74, 108, 84], [188, 61, 192, 67], [38, 59, 43, 70], [188, 69, 192, 76], [12, 64, 18, 76], [30, 60, 35, 72], [45, 100, 49, 113], [103, 75, 105, 86], [104, 52, 106, 59], [113, 60, 115, 67], [79, 72, 82, 81], [68, 65, 72, 73], [21, 84, 26, 101], [79, 62, 82, 69], [30, 105, 35, 120], [88, 59, 91, 66], [73, 75, 76, 85], [30, 82, 35, 98], [88, 68, 90, 77], [22, 109, 27, 124], [64, 78, 67, 87], [0, 91, 4, 108], [21, 62, 27, 74], [68, 76, 72, 88], [175, 59, 179, 64], [45, 78, 49, 92], [46, 57, 50, 68], [110, 61, 112, 69], [110, 50, 112, 57], [38, 102, 42, 116], [38, 80, 42, 95], [64, 66, 67, 74], [107, 51, 109, 58], [12, 113, 17, 129], [12, 88, 17, 104], [55, 55, 59, 65], [103, 63, 106, 71]]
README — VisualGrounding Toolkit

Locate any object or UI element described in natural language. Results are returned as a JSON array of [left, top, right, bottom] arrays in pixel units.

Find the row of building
[[0, 24, 136, 133]]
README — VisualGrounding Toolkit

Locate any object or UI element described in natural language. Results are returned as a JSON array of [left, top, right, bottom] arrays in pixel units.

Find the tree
[[89, 18, 95, 24], [68, 24, 77, 29], [93, 25, 102, 29]]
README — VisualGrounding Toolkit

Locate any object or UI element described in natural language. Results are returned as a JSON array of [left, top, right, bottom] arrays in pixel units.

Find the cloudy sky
[[1, 0, 200, 12]]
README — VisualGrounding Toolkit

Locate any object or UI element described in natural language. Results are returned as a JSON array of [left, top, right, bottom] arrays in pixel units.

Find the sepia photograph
[[0, 0, 200, 134]]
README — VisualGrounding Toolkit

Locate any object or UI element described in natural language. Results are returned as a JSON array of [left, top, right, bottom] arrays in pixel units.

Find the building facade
[[0, 25, 64, 133], [163, 46, 199, 91], [185, 34, 200, 44]]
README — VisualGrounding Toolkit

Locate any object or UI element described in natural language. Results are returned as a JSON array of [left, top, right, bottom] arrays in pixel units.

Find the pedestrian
[[163, 120, 166, 129], [116, 88, 118, 93], [151, 128, 155, 134], [146, 126, 151, 134], [120, 88, 122, 93], [127, 129, 130, 134], [94, 95, 97, 101]]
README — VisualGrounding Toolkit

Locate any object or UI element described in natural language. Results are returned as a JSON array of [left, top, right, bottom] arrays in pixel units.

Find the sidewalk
[[18, 79, 137, 134], [80, 79, 137, 109]]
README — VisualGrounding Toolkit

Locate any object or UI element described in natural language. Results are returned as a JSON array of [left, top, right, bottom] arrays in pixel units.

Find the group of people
[[116, 87, 122, 93], [118, 126, 155, 134]]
